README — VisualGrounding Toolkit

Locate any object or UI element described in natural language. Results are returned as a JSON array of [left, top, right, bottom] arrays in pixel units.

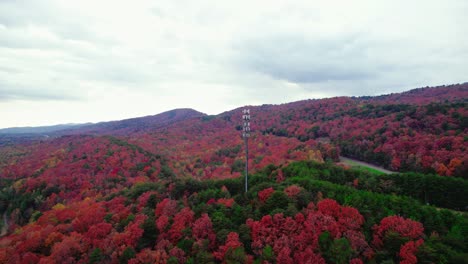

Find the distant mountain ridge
[[58, 108, 206, 135], [1, 83, 467, 135], [0, 108, 206, 136], [369, 83, 468, 104], [0, 123, 88, 134]]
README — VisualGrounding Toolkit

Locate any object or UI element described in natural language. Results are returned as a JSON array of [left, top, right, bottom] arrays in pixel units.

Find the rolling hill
[[0, 84, 467, 263]]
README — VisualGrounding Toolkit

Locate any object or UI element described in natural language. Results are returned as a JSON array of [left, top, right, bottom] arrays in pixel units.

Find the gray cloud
[[0, 82, 83, 101], [236, 33, 380, 84], [0, 0, 108, 44]]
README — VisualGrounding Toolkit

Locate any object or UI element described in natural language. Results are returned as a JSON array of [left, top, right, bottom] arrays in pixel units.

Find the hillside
[[369, 83, 468, 105], [61, 108, 207, 136], [0, 84, 467, 263], [0, 109, 205, 138], [0, 109, 205, 147]]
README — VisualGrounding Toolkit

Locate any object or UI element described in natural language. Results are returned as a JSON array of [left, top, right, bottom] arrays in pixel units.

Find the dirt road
[[339, 156, 395, 174]]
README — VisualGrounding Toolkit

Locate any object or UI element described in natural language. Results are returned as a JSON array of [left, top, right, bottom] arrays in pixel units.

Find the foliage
[[0, 85, 467, 262]]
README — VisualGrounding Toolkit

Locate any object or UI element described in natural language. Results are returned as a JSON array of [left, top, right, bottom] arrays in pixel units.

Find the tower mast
[[242, 109, 251, 193]]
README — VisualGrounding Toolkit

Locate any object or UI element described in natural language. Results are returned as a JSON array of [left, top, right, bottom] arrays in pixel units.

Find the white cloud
[[0, 0, 467, 128]]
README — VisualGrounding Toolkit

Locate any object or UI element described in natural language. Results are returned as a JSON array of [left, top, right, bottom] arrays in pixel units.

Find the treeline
[[165, 163, 468, 262], [1, 160, 467, 263], [257, 99, 467, 176], [283, 161, 468, 211]]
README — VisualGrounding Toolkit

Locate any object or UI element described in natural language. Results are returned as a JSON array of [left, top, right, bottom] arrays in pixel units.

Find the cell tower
[[242, 108, 251, 193]]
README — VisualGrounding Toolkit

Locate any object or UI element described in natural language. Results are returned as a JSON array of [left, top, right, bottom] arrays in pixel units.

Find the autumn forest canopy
[[0, 84, 467, 263]]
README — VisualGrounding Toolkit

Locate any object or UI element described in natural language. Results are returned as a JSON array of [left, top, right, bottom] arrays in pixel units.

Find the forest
[[0, 84, 467, 263]]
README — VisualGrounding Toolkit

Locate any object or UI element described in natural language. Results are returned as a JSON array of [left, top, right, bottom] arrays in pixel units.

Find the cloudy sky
[[0, 0, 467, 128]]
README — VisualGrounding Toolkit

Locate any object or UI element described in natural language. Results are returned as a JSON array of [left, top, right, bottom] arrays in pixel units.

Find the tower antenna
[[242, 108, 251, 193]]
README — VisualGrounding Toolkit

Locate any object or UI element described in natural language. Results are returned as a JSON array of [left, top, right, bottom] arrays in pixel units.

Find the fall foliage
[[0, 84, 467, 263]]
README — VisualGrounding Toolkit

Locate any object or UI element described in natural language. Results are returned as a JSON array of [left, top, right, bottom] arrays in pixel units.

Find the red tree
[[214, 232, 243, 261], [258, 187, 275, 202]]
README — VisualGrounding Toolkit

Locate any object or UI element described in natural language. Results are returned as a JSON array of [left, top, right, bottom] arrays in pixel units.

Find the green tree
[[89, 248, 103, 264], [119, 247, 136, 264], [261, 191, 290, 214]]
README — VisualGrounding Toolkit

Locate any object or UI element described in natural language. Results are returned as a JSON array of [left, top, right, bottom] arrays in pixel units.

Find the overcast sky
[[0, 0, 467, 128]]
